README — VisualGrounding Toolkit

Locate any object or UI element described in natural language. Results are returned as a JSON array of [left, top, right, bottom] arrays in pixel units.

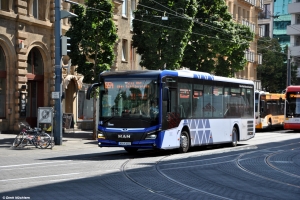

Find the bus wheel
[[268, 119, 273, 130], [230, 127, 238, 147], [124, 147, 138, 154], [178, 131, 190, 153]]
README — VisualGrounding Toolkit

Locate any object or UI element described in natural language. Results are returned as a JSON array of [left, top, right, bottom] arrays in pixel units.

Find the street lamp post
[[54, 0, 62, 145], [287, 47, 291, 87], [54, 0, 77, 145]]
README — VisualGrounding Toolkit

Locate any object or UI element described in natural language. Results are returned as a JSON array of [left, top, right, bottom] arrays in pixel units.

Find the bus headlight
[[98, 131, 106, 139], [145, 131, 157, 139]]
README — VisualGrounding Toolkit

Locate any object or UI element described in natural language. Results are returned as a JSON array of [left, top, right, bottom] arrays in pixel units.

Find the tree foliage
[[66, 0, 118, 84], [132, 0, 253, 76], [182, 0, 253, 76], [133, 0, 198, 70], [257, 38, 297, 92]]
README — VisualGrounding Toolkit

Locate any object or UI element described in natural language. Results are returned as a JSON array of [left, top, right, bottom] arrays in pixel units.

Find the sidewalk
[[0, 130, 98, 151]]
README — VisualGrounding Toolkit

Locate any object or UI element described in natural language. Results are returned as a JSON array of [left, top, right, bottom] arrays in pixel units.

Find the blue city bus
[[87, 70, 255, 153]]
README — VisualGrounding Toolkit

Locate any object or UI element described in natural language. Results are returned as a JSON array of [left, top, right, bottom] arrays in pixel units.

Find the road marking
[[0, 172, 80, 182], [0, 160, 72, 168]]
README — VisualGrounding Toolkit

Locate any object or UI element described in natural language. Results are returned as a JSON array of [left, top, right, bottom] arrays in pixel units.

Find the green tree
[[66, 0, 117, 138], [132, 0, 198, 70], [257, 38, 297, 92], [67, 0, 117, 82], [181, 0, 253, 76], [133, 0, 253, 76]]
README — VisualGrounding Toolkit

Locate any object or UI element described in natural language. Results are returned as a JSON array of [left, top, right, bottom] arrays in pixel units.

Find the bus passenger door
[[163, 88, 180, 130]]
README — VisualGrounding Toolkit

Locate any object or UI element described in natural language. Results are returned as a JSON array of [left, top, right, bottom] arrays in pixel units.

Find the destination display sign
[[105, 81, 150, 89], [289, 94, 300, 98]]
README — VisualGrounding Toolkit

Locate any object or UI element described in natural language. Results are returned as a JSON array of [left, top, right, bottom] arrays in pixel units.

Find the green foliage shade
[[66, 0, 118, 84], [133, 0, 254, 77]]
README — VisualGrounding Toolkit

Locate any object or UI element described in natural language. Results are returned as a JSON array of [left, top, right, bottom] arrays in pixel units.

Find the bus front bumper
[[97, 139, 158, 149]]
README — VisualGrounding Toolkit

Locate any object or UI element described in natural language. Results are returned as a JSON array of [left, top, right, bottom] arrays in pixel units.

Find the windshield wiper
[[102, 116, 115, 124]]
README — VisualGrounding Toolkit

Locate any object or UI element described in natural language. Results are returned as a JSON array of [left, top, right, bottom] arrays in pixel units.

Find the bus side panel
[[160, 128, 181, 150], [160, 118, 254, 150], [284, 118, 300, 130], [189, 119, 229, 146]]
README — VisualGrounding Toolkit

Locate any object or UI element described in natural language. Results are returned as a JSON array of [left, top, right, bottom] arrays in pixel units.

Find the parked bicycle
[[12, 122, 51, 149]]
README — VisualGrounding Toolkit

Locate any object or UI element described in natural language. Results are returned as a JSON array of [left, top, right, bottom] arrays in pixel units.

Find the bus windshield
[[100, 78, 159, 123], [286, 92, 300, 117]]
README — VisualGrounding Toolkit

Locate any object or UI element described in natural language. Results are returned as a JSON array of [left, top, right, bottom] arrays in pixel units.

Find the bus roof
[[100, 70, 254, 85], [286, 85, 300, 92]]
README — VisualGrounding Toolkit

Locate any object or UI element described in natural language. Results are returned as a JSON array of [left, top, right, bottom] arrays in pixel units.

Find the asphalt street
[[0, 130, 299, 200]]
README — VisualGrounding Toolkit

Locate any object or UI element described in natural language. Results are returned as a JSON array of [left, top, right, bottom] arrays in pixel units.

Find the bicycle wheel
[[35, 132, 51, 149], [12, 132, 27, 148]]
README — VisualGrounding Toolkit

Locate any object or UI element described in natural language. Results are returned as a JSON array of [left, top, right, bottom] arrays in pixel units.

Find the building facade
[[258, 0, 275, 38], [225, 0, 264, 81], [273, 0, 292, 48], [287, 0, 300, 82], [0, 0, 139, 133]]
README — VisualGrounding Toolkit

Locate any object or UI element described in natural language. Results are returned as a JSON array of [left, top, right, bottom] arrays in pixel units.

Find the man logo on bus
[[118, 135, 130, 138]]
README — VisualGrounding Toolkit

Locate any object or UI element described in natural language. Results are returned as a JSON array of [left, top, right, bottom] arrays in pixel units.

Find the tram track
[[265, 148, 300, 178], [121, 155, 231, 200], [122, 143, 300, 199], [235, 143, 300, 189]]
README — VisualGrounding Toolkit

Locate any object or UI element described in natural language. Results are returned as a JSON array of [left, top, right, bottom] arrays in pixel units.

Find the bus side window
[[178, 82, 192, 118], [212, 86, 223, 118], [192, 90, 203, 118], [203, 84, 212, 118]]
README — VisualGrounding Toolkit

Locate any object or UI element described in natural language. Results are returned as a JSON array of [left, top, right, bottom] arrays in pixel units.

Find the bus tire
[[178, 131, 190, 153], [230, 127, 238, 147], [267, 119, 273, 130], [124, 147, 138, 154]]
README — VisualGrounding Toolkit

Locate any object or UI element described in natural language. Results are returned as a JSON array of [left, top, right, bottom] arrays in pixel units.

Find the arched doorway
[[0, 46, 6, 119], [26, 47, 44, 127]]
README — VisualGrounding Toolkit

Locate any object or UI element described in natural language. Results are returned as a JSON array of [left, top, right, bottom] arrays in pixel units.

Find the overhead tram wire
[[148, 0, 257, 40], [64, 0, 119, 16], [133, 18, 248, 45], [138, 3, 255, 42]]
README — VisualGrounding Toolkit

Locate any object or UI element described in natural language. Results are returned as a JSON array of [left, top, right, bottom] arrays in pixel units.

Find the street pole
[[287, 47, 291, 87], [54, 0, 62, 145]]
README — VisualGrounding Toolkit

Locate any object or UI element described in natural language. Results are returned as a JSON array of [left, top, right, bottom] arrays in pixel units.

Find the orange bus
[[255, 91, 285, 130]]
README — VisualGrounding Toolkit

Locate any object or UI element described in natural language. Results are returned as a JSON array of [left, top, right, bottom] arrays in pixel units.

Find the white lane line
[[0, 160, 72, 168], [0, 172, 80, 182], [0, 161, 90, 171]]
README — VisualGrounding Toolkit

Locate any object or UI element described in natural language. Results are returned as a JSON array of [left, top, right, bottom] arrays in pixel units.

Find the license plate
[[119, 142, 131, 146]]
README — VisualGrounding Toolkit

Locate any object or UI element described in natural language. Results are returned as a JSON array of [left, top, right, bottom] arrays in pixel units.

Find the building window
[[130, 0, 136, 30], [77, 85, 93, 120], [0, 46, 6, 118], [238, 7, 241, 20], [122, 0, 127, 17], [233, 4, 236, 19], [32, 0, 38, 19], [130, 42, 135, 70], [122, 39, 128, 62], [296, 36, 300, 46], [27, 48, 44, 75], [0, 0, 9, 11], [297, 14, 300, 24], [260, 24, 270, 37], [259, 4, 270, 19], [228, 2, 231, 13]]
